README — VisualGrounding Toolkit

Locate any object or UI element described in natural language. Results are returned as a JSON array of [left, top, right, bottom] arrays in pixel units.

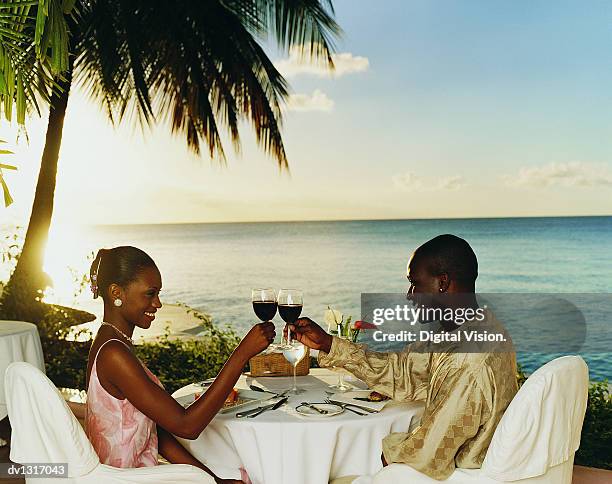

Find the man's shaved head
[[413, 234, 478, 288]]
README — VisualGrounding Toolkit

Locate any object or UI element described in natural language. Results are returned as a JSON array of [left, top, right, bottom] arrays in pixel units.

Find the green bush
[[575, 381, 612, 470]]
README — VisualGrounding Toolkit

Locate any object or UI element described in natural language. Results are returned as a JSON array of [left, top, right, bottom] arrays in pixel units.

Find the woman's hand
[[237, 321, 276, 359]]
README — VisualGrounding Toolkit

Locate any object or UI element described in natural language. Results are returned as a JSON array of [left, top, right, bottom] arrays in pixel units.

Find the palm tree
[[2, 0, 341, 322]]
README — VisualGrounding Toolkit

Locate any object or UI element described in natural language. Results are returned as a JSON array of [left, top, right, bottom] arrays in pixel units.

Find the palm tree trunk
[[1, 68, 73, 323]]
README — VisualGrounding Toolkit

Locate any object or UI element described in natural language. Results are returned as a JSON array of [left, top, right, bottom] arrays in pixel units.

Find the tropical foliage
[[575, 381, 612, 470], [0, 0, 72, 123], [0, 0, 73, 207]]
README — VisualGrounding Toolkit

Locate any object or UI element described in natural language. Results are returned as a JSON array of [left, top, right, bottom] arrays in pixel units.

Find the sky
[[2, 0, 612, 226]]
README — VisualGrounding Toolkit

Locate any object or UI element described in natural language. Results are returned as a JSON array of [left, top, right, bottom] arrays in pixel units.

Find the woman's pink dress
[[85, 338, 161, 468]]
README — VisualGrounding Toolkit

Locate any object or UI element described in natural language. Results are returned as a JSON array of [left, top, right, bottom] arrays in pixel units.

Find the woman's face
[[121, 266, 163, 329]]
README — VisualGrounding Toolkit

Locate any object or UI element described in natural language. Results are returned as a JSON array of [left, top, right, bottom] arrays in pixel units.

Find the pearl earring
[[114, 298, 123, 307]]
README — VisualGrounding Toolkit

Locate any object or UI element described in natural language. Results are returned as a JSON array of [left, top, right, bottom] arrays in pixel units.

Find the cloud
[[438, 175, 465, 190], [504, 162, 612, 188], [286, 89, 334, 112], [275, 47, 369, 78], [393, 173, 466, 192]]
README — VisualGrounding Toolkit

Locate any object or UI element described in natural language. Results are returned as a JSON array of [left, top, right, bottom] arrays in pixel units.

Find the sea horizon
[[80, 213, 612, 228]]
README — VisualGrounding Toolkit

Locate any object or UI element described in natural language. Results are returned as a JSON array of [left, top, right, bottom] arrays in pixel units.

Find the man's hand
[[286, 317, 333, 353]]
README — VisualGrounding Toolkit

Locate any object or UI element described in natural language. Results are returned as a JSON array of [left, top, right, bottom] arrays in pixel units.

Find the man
[[289, 234, 518, 480]]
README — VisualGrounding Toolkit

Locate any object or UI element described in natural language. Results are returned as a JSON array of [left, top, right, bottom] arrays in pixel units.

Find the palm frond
[[74, 0, 340, 168], [226, 0, 341, 65], [0, 0, 73, 124], [0, 141, 16, 206]]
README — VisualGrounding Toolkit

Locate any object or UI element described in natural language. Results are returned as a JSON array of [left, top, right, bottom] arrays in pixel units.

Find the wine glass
[[277, 289, 303, 345], [282, 340, 306, 394], [278, 289, 305, 394], [252, 288, 277, 322], [328, 334, 352, 392], [252, 288, 278, 349]]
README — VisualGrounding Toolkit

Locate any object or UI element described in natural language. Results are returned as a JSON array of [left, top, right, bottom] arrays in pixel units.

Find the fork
[[300, 402, 329, 415], [325, 398, 367, 416]]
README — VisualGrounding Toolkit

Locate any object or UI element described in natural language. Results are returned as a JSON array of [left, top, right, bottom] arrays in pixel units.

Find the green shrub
[[575, 381, 612, 470]]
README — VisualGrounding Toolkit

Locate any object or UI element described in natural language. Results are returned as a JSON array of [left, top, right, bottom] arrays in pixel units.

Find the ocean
[[7, 216, 612, 380]]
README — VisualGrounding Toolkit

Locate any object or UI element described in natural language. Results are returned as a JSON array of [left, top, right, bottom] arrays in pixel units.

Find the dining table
[[0, 321, 46, 420], [172, 368, 424, 484], [0, 320, 46, 447]]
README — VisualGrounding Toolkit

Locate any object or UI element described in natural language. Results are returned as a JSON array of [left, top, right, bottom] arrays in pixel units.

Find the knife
[[249, 385, 287, 398], [327, 399, 379, 414], [249, 384, 268, 392], [236, 397, 287, 418], [247, 396, 288, 418], [195, 378, 215, 387]]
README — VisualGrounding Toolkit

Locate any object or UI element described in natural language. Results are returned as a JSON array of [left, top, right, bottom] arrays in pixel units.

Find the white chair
[[5, 362, 216, 483], [362, 355, 589, 484]]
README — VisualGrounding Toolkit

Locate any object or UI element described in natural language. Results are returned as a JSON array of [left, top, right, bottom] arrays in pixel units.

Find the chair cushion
[[481, 356, 588, 481]]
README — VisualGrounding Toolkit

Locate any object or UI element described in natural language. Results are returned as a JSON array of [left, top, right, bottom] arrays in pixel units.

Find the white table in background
[[173, 368, 424, 484], [0, 321, 46, 422]]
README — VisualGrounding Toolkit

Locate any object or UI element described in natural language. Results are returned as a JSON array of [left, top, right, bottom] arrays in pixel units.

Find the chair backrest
[[5, 362, 99, 478], [482, 356, 588, 481]]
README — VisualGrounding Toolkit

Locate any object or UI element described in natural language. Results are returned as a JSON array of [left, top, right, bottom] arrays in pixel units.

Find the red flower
[[353, 320, 377, 330]]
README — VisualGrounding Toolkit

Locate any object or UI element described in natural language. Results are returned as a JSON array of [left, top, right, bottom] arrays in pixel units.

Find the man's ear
[[438, 273, 450, 293]]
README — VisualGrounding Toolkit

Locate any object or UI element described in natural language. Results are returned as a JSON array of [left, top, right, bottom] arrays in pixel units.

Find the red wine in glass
[[251, 289, 277, 322], [278, 304, 302, 324], [253, 301, 278, 321]]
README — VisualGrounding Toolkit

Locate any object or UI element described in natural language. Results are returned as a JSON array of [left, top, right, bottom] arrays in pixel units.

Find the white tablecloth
[[0, 321, 46, 421], [173, 369, 424, 484]]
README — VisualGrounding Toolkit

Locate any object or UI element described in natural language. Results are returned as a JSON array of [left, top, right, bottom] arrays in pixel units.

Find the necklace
[[101, 322, 134, 344]]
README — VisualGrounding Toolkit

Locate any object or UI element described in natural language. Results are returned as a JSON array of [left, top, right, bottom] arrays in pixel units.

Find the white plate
[[296, 403, 344, 417], [220, 389, 277, 413], [329, 390, 389, 411], [175, 389, 276, 413], [175, 394, 197, 408]]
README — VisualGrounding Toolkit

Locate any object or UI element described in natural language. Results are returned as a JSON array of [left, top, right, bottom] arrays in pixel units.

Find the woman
[[85, 246, 274, 483]]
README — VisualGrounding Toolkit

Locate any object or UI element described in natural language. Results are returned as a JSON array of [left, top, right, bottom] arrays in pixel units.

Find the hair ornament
[[90, 251, 104, 298]]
